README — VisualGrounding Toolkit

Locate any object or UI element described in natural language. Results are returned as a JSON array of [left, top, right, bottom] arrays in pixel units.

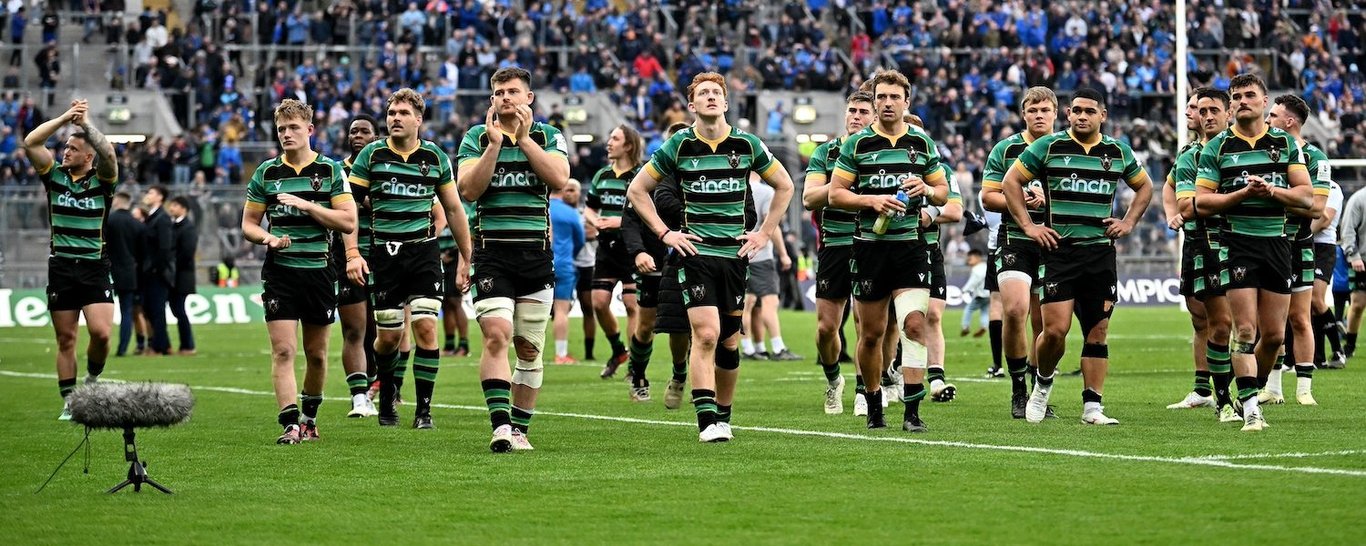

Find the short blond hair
[[686, 72, 727, 102], [274, 99, 313, 125], [386, 88, 425, 118], [1019, 86, 1057, 112], [905, 114, 924, 128]]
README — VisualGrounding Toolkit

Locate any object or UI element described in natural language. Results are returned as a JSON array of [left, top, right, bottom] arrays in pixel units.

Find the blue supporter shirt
[[550, 197, 585, 276]]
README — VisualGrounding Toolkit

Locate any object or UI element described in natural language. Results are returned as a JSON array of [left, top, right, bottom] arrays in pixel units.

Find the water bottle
[[872, 190, 910, 235]]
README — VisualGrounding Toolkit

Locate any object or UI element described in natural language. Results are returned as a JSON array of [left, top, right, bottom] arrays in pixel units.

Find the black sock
[[511, 405, 534, 433], [671, 359, 687, 382], [692, 389, 718, 430], [1036, 368, 1054, 388], [300, 392, 323, 423], [988, 319, 1003, 368], [136, 334, 146, 351], [1346, 332, 1358, 354], [444, 334, 455, 351], [412, 348, 439, 412], [1313, 311, 1327, 364], [1194, 370, 1213, 397], [902, 383, 925, 420], [584, 337, 596, 360], [394, 350, 411, 390], [457, 338, 469, 352], [481, 379, 513, 429], [1029, 363, 1039, 390], [1082, 388, 1102, 405], [58, 377, 77, 399], [1208, 342, 1233, 406], [866, 389, 883, 422], [86, 357, 105, 378], [716, 403, 732, 423], [819, 358, 841, 383], [628, 335, 653, 387], [1235, 375, 1259, 402], [1007, 356, 1028, 395], [855, 374, 866, 394], [346, 372, 369, 397], [278, 403, 300, 429], [927, 366, 945, 385], [1320, 311, 1343, 355], [1295, 364, 1315, 378], [607, 332, 625, 355]]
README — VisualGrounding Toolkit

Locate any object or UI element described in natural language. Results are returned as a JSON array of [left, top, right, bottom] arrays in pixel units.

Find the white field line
[[1190, 450, 1366, 461], [4, 370, 1363, 477]]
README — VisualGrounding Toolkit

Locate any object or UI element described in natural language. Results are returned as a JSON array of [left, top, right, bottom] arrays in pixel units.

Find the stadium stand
[[0, 0, 1361, 287]]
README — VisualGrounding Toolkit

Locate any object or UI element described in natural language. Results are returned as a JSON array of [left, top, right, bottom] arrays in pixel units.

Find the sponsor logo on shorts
[[385, 241, 402, 256]]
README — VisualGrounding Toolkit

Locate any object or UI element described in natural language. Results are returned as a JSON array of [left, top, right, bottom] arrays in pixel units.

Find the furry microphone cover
[[68, 383, 194, 429]]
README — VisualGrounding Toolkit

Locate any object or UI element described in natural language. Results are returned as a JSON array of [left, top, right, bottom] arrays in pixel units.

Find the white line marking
[[4, 370, 1363, 477], [1191, 450, 1366, 461]]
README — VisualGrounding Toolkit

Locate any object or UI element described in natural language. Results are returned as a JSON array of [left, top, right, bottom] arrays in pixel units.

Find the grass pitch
[[1, 306, 1364, 544]]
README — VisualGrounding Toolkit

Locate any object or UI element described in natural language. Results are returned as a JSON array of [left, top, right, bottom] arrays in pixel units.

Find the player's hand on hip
[[662, 230, 700, 257], [736, 230, 770, 259], [635, 252, 656, 274], [1104, 217, 1133, 239], [1023, 224, 1059, 250]]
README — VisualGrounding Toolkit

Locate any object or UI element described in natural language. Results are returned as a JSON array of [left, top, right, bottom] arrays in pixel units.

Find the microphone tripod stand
[[108, 426, 173, 494]]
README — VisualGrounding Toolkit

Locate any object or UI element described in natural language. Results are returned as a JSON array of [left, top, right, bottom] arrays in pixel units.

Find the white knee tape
[[512, 300, 552, 388], [410, 297, 442, 321], [474, 297, 515, 322], [894, 289, 930, 370], [374, 308, 405, 330], [997, 270, 1033, 286]]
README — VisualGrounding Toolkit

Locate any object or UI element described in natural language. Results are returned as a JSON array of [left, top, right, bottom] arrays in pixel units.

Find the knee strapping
[[591, 280, 616, 292], [474, 297, 515, 322], [1232, 340, 1257, 355], [374, 308, 405, 330], [1081, 343, 1108, 359], [716, 346, 740, 370], [511, 299, 552, 388], [893, 290, 930, 370], [409, 297, 442, 321], [720, 314, 743, 341]]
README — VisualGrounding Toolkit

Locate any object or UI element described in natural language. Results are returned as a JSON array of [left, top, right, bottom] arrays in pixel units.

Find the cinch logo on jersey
[[683, 176, 746, 194], [1231, 170, 1287, 188], [56, 192, 100, 210], [598, 193, 627, 207], [1059, 173, 1115, 193], [380, 178, 435, 197], [493, 168, 537, 188], [865, 169, 915, 189]]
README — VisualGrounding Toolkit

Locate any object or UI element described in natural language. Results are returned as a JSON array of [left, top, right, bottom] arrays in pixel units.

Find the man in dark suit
[[140, 185, 175, 356], [106, 191, 144, 356], [167, 196, 198, 355]]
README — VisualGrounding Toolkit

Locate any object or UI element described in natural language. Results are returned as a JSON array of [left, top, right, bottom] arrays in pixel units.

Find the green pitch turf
[[1, 306, 1364, 544]]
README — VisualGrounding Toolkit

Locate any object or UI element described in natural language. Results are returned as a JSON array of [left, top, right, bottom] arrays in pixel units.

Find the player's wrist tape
[[658, 229, 671, 240]]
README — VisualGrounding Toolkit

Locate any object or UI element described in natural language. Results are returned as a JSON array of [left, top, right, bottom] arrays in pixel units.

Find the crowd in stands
[[1, 0, 1363, 260]]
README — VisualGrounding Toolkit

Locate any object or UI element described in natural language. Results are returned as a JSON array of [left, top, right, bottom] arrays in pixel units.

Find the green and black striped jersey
[[457, 122, 567, 248], [645, 126, 779, 259], [1170, 142, 1203, 233], [1012, 130, 1149, 246], [1288, 141, 1333, 240], [982, 132, 1045, 247], [588, 164, 638, 239], [40, 163, 115, 261], [246, 152, 353, 269], [342, 155, 373, 253], [806, 137, 857, 248], [349, 138, 454, 244], [921, 165, 963, 247], [832, 124, 947, 243], [1195, 126, 1308, 239]]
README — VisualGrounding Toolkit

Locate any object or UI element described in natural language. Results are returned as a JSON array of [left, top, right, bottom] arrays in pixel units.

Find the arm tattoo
[[80, 121, 118, 180]]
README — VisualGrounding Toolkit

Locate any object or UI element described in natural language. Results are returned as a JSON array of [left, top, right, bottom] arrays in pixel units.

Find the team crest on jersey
[[478, 277, 494, 293], [728, 150, 740, 169], [1100, 155, 1112, 171], [420, 160, 431, 176], [311, 173, 322, 191], [1232, 267, 1247, 282], [1268, 148, 1280, 163]]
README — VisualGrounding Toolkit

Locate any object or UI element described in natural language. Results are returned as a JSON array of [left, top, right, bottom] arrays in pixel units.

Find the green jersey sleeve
[[456, 126, 487, 167]]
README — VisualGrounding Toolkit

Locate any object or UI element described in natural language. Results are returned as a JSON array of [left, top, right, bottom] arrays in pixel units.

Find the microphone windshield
[[68, 383, 194, 429]]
